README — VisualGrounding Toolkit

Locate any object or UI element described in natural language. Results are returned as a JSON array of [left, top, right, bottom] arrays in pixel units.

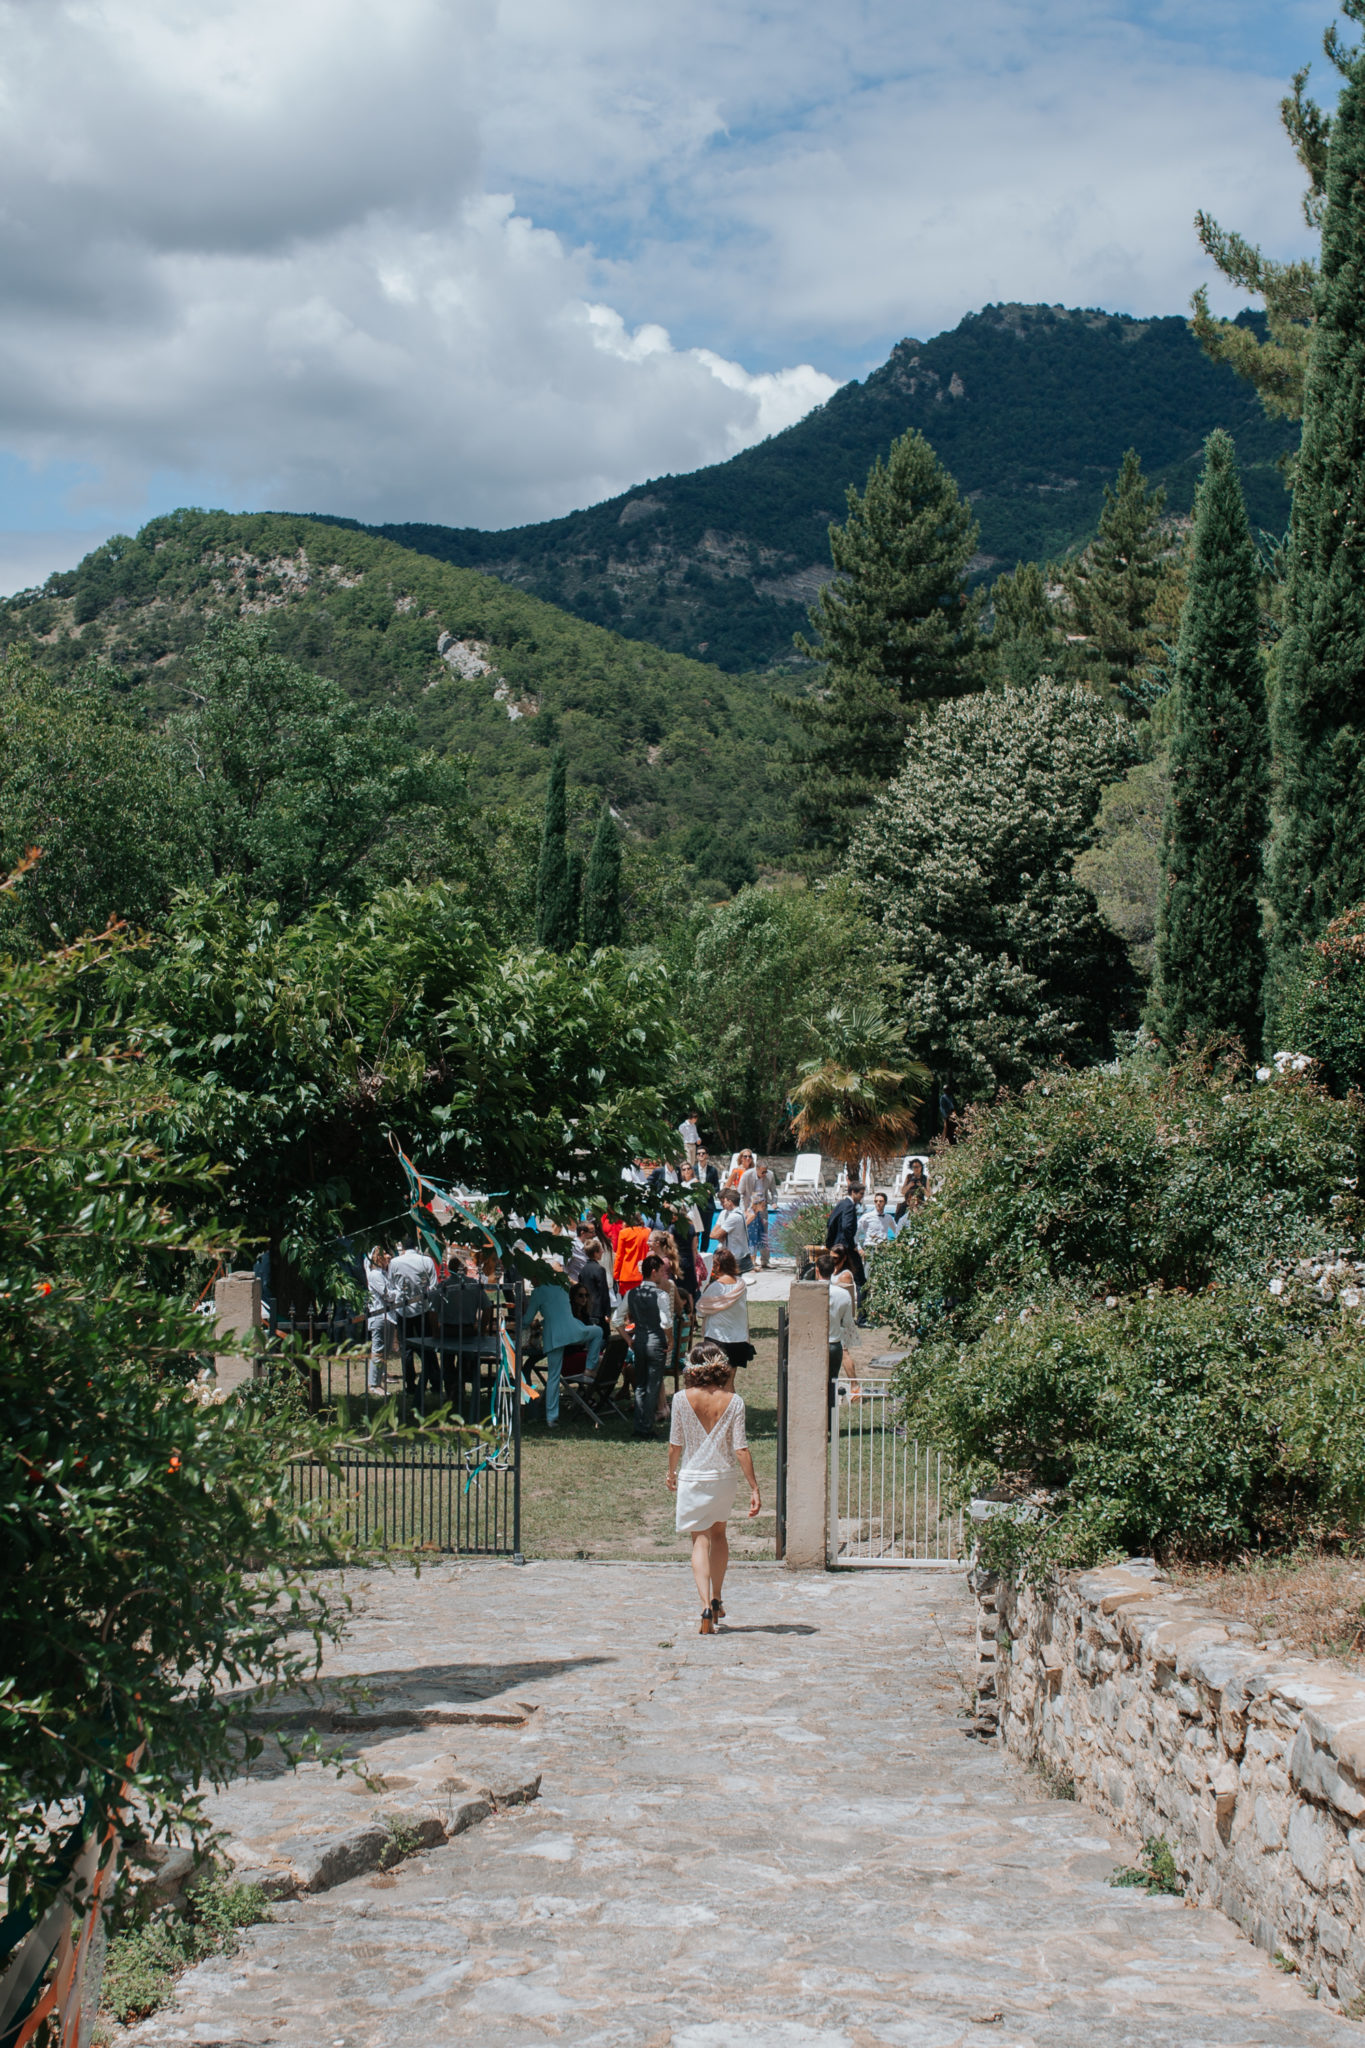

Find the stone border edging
[[224, 1772, 542, 1899], [973, 1559, 1365, 2010]]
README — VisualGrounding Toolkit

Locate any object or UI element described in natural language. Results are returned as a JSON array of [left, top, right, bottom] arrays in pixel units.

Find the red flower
[[35, 1281, 53, 1295]]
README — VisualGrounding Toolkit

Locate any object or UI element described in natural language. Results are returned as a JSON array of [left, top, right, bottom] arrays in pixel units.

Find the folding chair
[[559, 1333, 633, 1429]]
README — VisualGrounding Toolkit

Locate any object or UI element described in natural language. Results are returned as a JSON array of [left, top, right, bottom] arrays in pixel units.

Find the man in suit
[[693, 1147, 720, 1247], [825, 1182, 868, 1324]]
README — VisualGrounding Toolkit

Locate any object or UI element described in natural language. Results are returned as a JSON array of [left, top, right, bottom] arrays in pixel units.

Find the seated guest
[[524, 1275, 603, 1429]]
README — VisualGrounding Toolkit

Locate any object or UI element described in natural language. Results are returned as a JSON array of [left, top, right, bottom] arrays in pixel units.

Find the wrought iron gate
[[286, 1280, 523, 1557], [827, 1378, 963, 1567]]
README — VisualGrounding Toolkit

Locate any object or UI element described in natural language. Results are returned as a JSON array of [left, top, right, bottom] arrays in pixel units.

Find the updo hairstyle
[[683, 1342, 734, 1389]]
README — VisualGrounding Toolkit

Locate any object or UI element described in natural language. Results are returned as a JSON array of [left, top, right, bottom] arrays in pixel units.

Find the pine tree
[[534, 749, 578, 951], [1269, 15, 1365, 986], [1063, 450, 1168, 693], [788, 428, 981, 850], [582, 801, 623, 950], [1151, 430, 1269, 1053], [987, 559, 1062, 687]]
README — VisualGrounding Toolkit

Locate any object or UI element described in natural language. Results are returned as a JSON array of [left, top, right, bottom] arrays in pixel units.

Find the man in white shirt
[[363, 1249, 395, 1395], [677, 1113, 700, 1168], [388, 1240, 441, 1406], [738, 1157, 779, 1270], [857, 1191, 897, 1251], [710, 1189, 750, 1273]]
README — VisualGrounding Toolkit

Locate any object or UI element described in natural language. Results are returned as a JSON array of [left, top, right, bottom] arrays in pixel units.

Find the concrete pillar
[[213, 1271, 262, 1393], [782, 1279, 830, 1570]]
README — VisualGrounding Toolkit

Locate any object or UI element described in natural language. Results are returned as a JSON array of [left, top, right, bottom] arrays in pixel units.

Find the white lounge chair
[[779, 1152, 824, 1198]]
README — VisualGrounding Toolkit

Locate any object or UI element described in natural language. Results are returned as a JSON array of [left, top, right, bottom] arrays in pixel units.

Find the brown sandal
[[698, 1609, 715, 1635], [711, 1598, 725, 1623]]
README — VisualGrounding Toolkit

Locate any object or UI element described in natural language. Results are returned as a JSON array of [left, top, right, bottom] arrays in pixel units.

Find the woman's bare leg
[[709, 1523, 729, 1603], [690, 1531, 712, 1608]]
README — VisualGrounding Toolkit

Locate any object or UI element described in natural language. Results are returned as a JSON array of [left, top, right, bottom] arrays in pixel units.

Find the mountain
[[330, 303, 1298, 673], [0, 510, 796, 867]]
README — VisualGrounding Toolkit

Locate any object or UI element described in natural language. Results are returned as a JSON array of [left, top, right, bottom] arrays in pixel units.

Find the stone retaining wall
[[975, 1558, 1365, 2008]]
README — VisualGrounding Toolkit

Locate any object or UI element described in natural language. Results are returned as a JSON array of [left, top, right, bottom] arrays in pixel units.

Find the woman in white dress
[[666, 1344, 761, 1634]]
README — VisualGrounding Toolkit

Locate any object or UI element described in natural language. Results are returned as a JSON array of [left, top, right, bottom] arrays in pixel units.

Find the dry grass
[[1171, 1551, 1365, 1672]]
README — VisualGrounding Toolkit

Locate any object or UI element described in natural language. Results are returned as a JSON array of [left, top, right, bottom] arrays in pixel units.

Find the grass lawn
[[516, 1313, 783, 1562]]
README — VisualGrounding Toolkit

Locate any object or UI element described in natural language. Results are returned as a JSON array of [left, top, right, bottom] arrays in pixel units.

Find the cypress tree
[[582, 801, 623, 950], [1269, 20, 1365, 982], [788, 428, 981, 850], [1151, 430, 1269, 1053], [534, 749, 578, 951]]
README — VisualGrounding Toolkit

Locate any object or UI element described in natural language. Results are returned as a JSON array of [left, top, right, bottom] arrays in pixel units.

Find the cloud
[[0, 0, 1324, 582]]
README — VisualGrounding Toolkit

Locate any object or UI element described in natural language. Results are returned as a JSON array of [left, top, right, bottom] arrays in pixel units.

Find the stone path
[[128, 1563, 1361, 2046]]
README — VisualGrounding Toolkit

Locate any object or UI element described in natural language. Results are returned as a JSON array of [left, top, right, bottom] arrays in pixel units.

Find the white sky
[[0, 0, 1326, 591]]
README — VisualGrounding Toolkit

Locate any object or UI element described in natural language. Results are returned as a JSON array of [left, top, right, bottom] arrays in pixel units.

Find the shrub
[[874, 1050, 1365, 1571], [869, 1050, 1362, 1347], [1277, 903, 1365, 1094]]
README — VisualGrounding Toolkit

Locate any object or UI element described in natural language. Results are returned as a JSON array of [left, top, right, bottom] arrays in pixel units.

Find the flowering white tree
[[849, 680, 1140, 1097]]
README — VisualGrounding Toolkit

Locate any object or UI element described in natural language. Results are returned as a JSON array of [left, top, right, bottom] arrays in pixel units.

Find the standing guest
[[577, 1238, 612, 1330], [389, 1237, 441, 1405], [614, 1214, 652, 1294], [738, 1155, 779, 1270], [666, 1344, 761, 1635], [614, 1253, 675, 1439], [696, 1248, 754, 1373], [694, 1149, 720, 1248], [894, 1159, 929, 1220], [711, 1188, 751, 1273], [597, 1214, 621, 1292], [672, 1175, 703, 1306], [825, 1182, 867, 1322], [363, 1248, 395, 1396], [857, 1190, 897, 1250], [726, 1149, 752, 1191], [525, 1275, 604, 1429], [677, 1111, 701, 1169], [814, 1251, 859, 1381]]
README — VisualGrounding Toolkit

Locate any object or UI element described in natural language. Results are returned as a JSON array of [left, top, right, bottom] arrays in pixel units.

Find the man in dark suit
[[693, 1147, 720, 1248], [825, 1181, 868, 1323]]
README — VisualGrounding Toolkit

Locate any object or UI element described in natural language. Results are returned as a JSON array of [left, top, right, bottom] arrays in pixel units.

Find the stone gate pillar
[[782, 1279, 830, 1570], [213, 1270, 262, 1393]]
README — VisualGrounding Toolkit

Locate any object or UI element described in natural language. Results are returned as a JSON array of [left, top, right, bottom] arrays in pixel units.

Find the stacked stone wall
[[974, 1559, 1365, 2006]]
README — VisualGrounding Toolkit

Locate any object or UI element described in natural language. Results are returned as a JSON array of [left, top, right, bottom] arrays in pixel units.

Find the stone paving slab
[[124, 1562, 1361, 2045]]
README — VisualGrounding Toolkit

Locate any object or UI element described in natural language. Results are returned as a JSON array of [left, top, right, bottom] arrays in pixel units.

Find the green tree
[[582, 801, 623, 950], [986, 559, 1062, 688], [534, 749, 579, 951], [130, 880, 685, 1300], [1278, 902, 1365, 1090], [1268, 20, 1365, 986], [0, 653, 201, 952], [677, 881, 887, 1149], [1191, 52, 1333, 420], [0, 903, 345, 1909], [1061, 450, 1169, 693], [850, 680, 1140, 1096], [1152, 431, 1269, 1052], [787, 429, 982, 850], [167, 620, 451, 920], [1072, 755, 1170, 982]]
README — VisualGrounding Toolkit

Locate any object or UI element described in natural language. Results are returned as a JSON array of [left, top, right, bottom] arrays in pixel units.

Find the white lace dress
[[670, 1391, 748, 1531]]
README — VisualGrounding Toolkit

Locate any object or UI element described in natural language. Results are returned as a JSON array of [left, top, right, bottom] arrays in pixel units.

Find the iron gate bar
[[774, 1305, 788, 1561], [827, 1378, 963, 1568]]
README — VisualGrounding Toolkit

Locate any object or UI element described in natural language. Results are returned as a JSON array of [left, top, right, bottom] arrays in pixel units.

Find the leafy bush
[[1277, 903, 1365, 1094], [873, 1052, 1365, 1570], [870, 1051, 1361, 1346], [102, 1874, 270, 2025], [0, 918, 347, 1910]]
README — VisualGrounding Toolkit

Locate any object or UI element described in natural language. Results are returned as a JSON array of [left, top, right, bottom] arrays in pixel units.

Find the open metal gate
[[827, 1378, 963, 1567]]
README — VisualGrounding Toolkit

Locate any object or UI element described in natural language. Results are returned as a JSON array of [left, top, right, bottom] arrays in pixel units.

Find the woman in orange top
[[613, 1216, 652, 1293]]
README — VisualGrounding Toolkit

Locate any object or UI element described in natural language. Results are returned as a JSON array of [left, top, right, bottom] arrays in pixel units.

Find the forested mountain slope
[[335, 303, 1297, 673], [0, 510, 794, 859]]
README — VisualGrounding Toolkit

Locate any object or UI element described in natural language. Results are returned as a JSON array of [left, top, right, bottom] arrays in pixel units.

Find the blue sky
[[0, 0, 1331, 591]]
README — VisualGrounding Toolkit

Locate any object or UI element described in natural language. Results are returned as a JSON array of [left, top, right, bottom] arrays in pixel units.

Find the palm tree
[[789, 998, 931, 1176]]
